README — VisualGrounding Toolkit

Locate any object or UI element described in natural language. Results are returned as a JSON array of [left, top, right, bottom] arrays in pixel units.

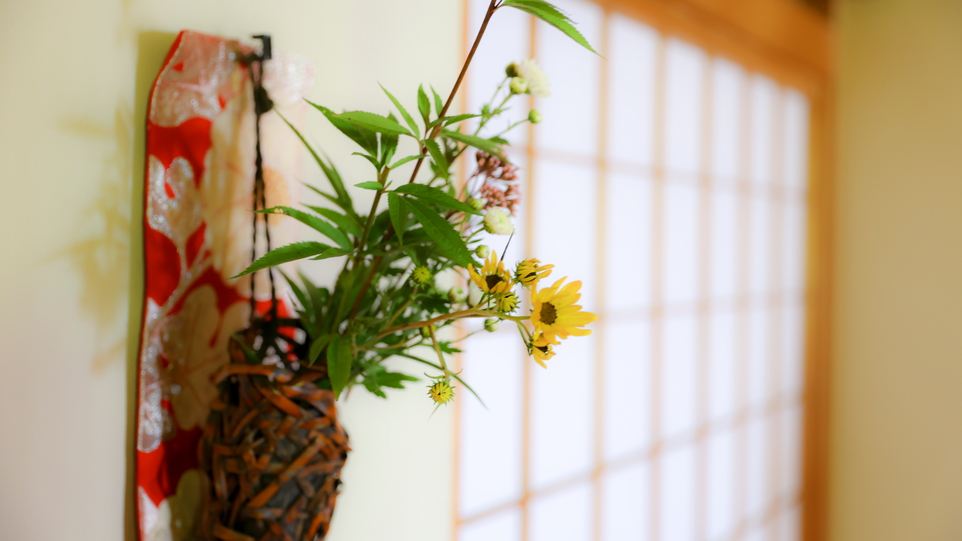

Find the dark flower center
[[485, 275, 505, 290], [540, 302, 558, 325], [534, 344, 549, 354]]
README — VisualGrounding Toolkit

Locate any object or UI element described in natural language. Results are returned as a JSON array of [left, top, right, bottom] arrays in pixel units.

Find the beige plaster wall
[[832, 0, 962, 539], [0, 1, 464, 540]]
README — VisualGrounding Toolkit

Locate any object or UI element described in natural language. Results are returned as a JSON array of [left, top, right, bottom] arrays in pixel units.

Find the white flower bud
[[509, 77, 528, 95], [518, 59, 550, 98], [483, 207, 514, 236]]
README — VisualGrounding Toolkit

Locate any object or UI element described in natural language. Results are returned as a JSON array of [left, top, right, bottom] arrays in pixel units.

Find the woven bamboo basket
[[199, 320, 350, 541]]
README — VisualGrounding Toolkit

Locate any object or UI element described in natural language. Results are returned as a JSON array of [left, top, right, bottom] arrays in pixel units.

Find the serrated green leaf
[[262, 206, 353, 251], [306, 205, 363, 238], [309, 333, 333, 365], [441, 129, 507, 161], [232, 241, 332, 278], [279, 269, 312, 315], [309, 247, 351, 260], [381, 84, 422, 137], [422, 139, 449, 180], [355, 181, 384, 190], [417, 85, 431, 124], [279, 112, 355, 215], [442, 113, 482, 127], [306, 185, 358, 221], [502, 0, 597, 54], [405, 197, 474, 267], [306, 100, 379, 156], [431, 86, 444, 116], [390, 153, 427, 169], [334, 111, 412, 137], [394, 183, 479, 215], [379, 117, 399, 165], [327, 335, 354, 399], [377, 371, 419, 389], [387, 192, 408, 244]]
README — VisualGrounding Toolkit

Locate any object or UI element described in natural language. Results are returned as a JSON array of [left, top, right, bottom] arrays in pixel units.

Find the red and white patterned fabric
[[135, 30, 314, 541]]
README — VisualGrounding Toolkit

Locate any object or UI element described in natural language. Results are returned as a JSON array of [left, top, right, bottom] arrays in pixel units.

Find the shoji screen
[[455, 2, 812, 540]]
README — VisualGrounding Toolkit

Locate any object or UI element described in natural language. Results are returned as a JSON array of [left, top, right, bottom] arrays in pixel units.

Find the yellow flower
[[529, 333, 557, 368], [496, 291, 519, 313], [529, 277, 597, 342], [428, 380, 455, 404], [468, 251, 513, 294], [515, 258, 553, 289]]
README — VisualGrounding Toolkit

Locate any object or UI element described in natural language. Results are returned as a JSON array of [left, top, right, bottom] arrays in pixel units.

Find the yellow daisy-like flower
[[468, 251, 513, 294], [515, 258, 554, 289], [529, 332, 557, 368], [530, 277, 597, 343], [428, 379, 455, 404], [496, 291, 519, 313]]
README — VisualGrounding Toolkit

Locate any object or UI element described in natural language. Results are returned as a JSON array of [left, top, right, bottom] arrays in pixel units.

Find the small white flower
[[509, 77, 528, 95], [518, 59, 550, 98], [483, 207, 515, 235]]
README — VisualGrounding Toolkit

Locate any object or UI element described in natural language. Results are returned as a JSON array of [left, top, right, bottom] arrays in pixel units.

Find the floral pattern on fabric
[[135, 30, 314, 541]]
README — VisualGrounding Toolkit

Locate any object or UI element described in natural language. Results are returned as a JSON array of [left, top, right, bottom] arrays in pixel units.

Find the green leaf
[[394, 183, 479, 215], [437, 113, 482, 128], [390, 154, 427, 169], [261, 206, 353, 251], [417, 85, 431, 124], [279, 269, 311, 314], [309, 333, 333, 365], [422, 140, 449, 180], [306, 205, 363, 238], [279, 112, 355, 214], [334, 111, 412, 137], [502, 0, 598, 54], [306, 183, 356, 221], [404, 197, 474, 267], [381, 84, 421, 137], [441, 129, 507, 161], [355, 181, 384, 190], [431, 86, 444, 116], [327, 335, 354, 399], [306, 100, 379, 156], [232, 241, 333, 279], [230, 334, 261, 364], [352, 152, 382, 170], [376, 371, 419, 389], [379, 116, 400, 165], [309, 247, 351, 260], [387, 192, 408, 244]]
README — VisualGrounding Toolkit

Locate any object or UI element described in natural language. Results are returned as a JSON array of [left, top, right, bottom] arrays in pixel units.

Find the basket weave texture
[[200, 326, 350, 541]]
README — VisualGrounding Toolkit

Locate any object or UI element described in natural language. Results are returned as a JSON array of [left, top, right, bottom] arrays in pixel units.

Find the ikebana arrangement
[[198, 1, 597, 540]]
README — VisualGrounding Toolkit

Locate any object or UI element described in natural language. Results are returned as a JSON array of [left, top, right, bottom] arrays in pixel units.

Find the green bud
[[475, 245, 491, 258], [528, 110, 542, 124], [419, 324, 437, 339], [481, 104, 491, 116], [468, 198, 485, 211], [505, 62, 519, 78], [509, 77, 528, 95], [484, 318, 500, 333], [448, 286, 465, 303], [411, 266, 432, 285]]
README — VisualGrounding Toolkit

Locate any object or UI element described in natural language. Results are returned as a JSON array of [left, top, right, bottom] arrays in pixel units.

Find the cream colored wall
[[832, 1, 962, 539], [0, 1, 463, 540]]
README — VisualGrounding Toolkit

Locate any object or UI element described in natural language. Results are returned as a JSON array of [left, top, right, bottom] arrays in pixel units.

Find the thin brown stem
[[346, 0, 501, 321]]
